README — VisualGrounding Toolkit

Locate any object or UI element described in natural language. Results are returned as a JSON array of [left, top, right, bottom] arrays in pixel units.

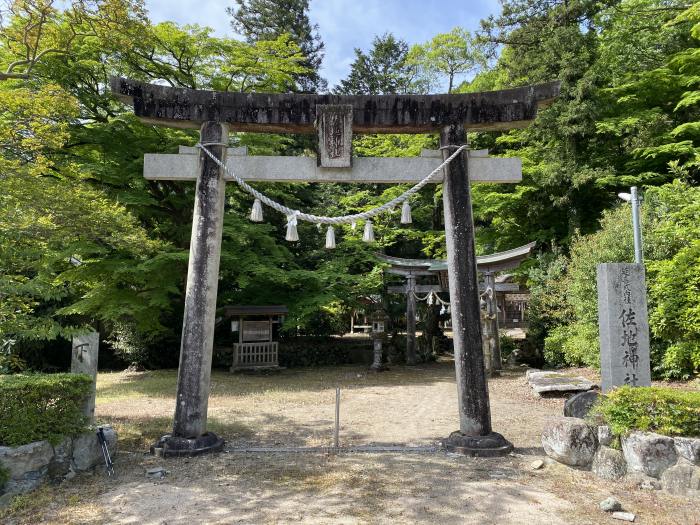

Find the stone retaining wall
[[542, 416, 699, 496], [0, 427, 117, 498]]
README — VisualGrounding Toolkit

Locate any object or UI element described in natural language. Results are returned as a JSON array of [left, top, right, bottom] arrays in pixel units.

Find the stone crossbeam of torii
[[111, 77, 559, 457]]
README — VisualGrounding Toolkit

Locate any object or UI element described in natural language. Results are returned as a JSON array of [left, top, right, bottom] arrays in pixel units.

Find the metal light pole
[[618, 186, 643, 264]]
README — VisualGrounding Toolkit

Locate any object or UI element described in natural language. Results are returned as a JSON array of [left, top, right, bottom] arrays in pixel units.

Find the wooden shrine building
[[221, 305, 288, 371]]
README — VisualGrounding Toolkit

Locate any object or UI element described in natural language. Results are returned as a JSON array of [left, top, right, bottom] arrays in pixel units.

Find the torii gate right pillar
[[441, 125, 512, 456]]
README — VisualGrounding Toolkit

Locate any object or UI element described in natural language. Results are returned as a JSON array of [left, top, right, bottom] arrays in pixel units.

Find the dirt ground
[[1, 360, 698, 524]]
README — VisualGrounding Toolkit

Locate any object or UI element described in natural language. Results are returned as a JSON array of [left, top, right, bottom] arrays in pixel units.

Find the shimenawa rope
[[198, 143, 466, 223]]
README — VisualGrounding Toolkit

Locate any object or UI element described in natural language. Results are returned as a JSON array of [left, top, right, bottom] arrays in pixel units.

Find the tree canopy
[[1, 0, 698, 377], [228, 0, 326, 92]]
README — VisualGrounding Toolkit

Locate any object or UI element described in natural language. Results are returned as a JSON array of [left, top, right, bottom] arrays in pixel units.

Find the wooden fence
[[231, 341, 279, 371]]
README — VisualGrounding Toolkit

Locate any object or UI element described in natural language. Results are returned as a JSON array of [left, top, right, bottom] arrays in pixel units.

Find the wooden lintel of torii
[[144, 146, 521, 184]]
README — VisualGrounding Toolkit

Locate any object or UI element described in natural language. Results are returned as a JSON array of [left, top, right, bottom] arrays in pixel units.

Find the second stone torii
[[381, 242, 536, 369]]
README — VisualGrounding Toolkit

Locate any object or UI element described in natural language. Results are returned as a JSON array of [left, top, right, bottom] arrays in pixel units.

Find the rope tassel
[[250, 198, 263, 222], [363, 220, 375, 242], [286, 213, 299, 242], [325, 226, 336, 249], [401, 200, 412, 224]]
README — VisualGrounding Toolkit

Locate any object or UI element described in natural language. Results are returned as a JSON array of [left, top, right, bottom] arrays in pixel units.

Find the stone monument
[[70, 331, 99, 421], [597, 263, 651, 393]]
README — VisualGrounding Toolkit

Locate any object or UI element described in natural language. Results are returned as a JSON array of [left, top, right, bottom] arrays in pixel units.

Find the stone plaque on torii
[[111, 77, 558, 457]]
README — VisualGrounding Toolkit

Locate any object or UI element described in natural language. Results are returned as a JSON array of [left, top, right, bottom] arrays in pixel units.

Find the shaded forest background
[[0, 0, 698, 378]]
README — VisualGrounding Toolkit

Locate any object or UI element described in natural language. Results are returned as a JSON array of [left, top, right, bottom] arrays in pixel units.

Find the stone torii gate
[[111, 77, 558, 457]]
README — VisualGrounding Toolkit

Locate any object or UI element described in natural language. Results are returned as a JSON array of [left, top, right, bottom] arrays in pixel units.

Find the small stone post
[[480, 309, 493, 375], [71, 331, 99, 421], [441, 125, 512, 456], [154, 122, 228, 455], [370, 309, 388, 372], [406, 274, 418, 365], [483, 271, 502, 371], [371, 339, 383, 370], [597, 263, 651, 393]]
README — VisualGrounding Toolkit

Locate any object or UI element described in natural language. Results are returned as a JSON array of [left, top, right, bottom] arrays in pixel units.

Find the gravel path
[[2, 361, 698, 524]]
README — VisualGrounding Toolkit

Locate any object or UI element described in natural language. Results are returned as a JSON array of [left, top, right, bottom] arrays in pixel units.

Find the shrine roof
[[376, 242, 536, 274], [222, 305, 288, 317]]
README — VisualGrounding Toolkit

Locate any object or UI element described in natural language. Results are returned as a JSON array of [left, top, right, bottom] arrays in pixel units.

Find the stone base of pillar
[[150, 432, 224, 458], [443, 431, 513, 457], [369, 363, 388, 373]]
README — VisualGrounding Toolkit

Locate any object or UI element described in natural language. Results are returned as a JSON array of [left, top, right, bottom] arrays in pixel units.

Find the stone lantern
[[370, 308, 388, 372]]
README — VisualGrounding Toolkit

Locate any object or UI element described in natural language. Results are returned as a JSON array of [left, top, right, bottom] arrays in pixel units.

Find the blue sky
[[145, 0, 502, 90]]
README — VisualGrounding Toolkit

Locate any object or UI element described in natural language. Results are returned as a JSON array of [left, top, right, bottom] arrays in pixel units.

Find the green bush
[[0, 373, 92, 447], [594, 386, 700, 437], [649, 240, 700, 379], [533, 181, 700, 378], [544, 323, 600, 368]]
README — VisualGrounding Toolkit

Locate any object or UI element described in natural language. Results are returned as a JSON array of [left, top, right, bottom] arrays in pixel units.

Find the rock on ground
[[563, 391, 600, 419], [673, 437, 700, 466], [627, 473, 662, 490], [72, 427, 117, 471], [146, 467, 168, 479], [660, 464, 700, 496], [599, 497, 622, 512], [541, 417, 598, 467], [0, 440, 54, 493], [621, 432, 677, 479], [527, 370, 596, 395], [0, 427, 118, 497], [0, 441, 54, 479], [592, 446, 627, 480], [612, 511, 636, 522], [48, 436, 73, 480], [530, 459, 544, 470]]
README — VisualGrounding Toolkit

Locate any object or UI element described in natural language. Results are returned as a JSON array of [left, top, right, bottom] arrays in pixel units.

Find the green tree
[[0, 1, 353, 368], [407, 27, 486, 93], [0, 0, 77, 81], [335, 33, 418, 95], [462, 0, 694, 256], [531, 180, 700, 378], [0, 79, 181, 364], [594, 2, 700, 186], [228, 0, 326, 92]]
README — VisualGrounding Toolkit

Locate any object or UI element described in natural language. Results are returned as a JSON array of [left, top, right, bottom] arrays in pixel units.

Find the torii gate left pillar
[[112, 77, 558, 457], [152, 121, 229, 455]]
